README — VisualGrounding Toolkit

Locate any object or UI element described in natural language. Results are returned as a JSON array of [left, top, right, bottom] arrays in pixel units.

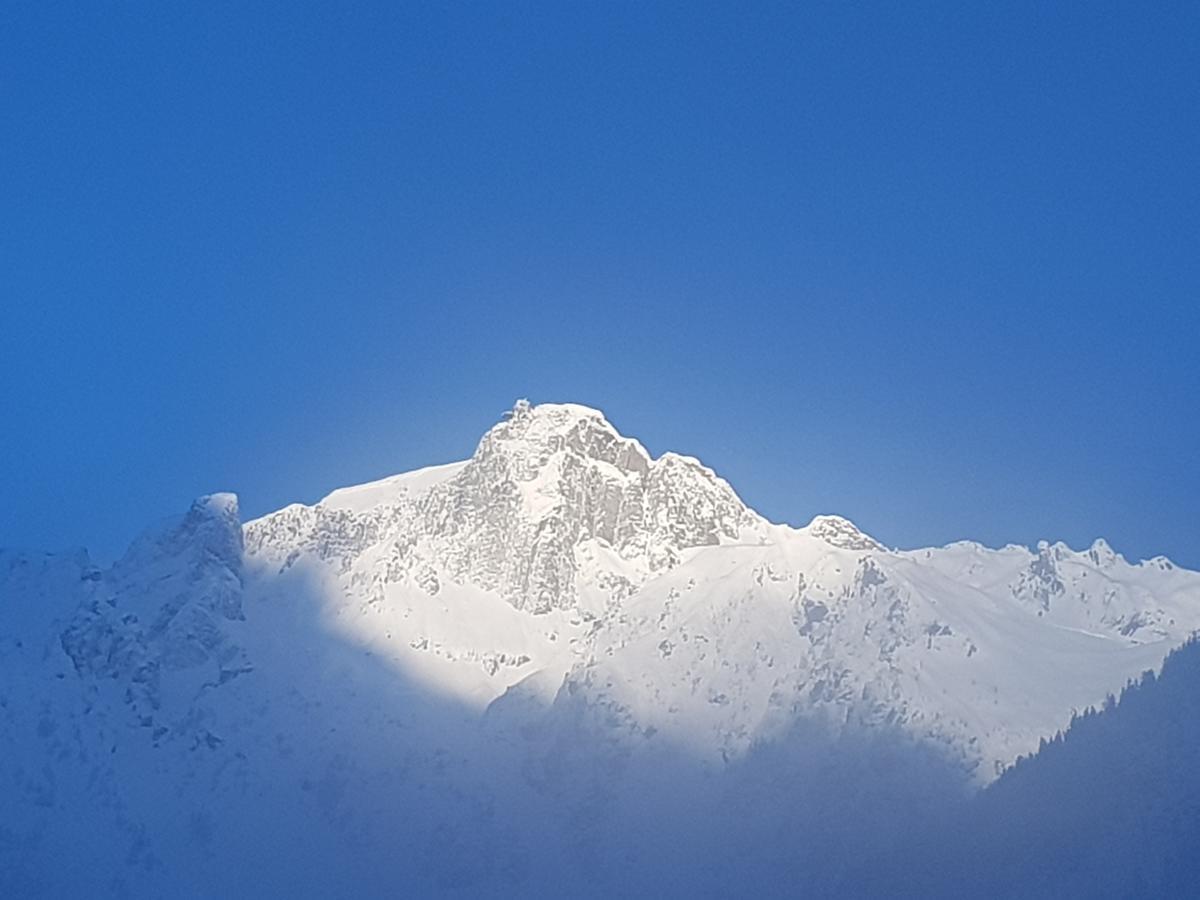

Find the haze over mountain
[[2, 401, 1197, 897]]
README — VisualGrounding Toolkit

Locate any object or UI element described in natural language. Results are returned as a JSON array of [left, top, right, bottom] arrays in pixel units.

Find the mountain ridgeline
[[1, 401, 1197, 897]]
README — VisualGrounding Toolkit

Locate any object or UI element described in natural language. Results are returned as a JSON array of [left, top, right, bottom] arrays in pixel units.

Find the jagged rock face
[[246, 402, 762, 614], [420, 402, 760, 612], [1013, 542, 1067, 612], [1001, 539, 1180, 639], [59, 494, 248, 734]]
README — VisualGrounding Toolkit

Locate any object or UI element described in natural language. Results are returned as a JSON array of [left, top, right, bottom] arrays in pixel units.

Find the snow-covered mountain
[[2, 400, 1198, 897], [244, 400, 1199, 779]]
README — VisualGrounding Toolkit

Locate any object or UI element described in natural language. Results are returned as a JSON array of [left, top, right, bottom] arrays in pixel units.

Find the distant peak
[[192, 492, 240, 519], [804, 514, 885, 552], [115, 492, 244, 577], [182, 493, 244, 562], [1088, 537, 1121, 567]]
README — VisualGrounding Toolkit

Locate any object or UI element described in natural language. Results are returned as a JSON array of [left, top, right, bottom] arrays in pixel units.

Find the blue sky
[[2, 2, 1197, 566]]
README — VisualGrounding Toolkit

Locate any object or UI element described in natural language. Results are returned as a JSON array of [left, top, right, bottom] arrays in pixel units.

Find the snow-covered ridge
[[802, 514, 885, 551], [318, 460, 469, 514]]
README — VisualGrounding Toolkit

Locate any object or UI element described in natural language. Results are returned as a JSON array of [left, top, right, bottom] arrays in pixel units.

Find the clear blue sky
[[2, 2, 1197, 567]]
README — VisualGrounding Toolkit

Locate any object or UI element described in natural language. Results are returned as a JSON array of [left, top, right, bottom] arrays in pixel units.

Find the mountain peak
[[180, 492, 244, 566], [248, 400, 761, 615], [508, 398, 610, 426], [480, 399, 652, 479], [418, 400, 759, 612], [804, 514, 885, 552], [1088, 537, 1120, 567], [117, 491, 244, 576]]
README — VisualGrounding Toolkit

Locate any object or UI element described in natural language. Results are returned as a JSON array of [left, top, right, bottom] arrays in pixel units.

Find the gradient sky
[[2, 2, 1197, 567]]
